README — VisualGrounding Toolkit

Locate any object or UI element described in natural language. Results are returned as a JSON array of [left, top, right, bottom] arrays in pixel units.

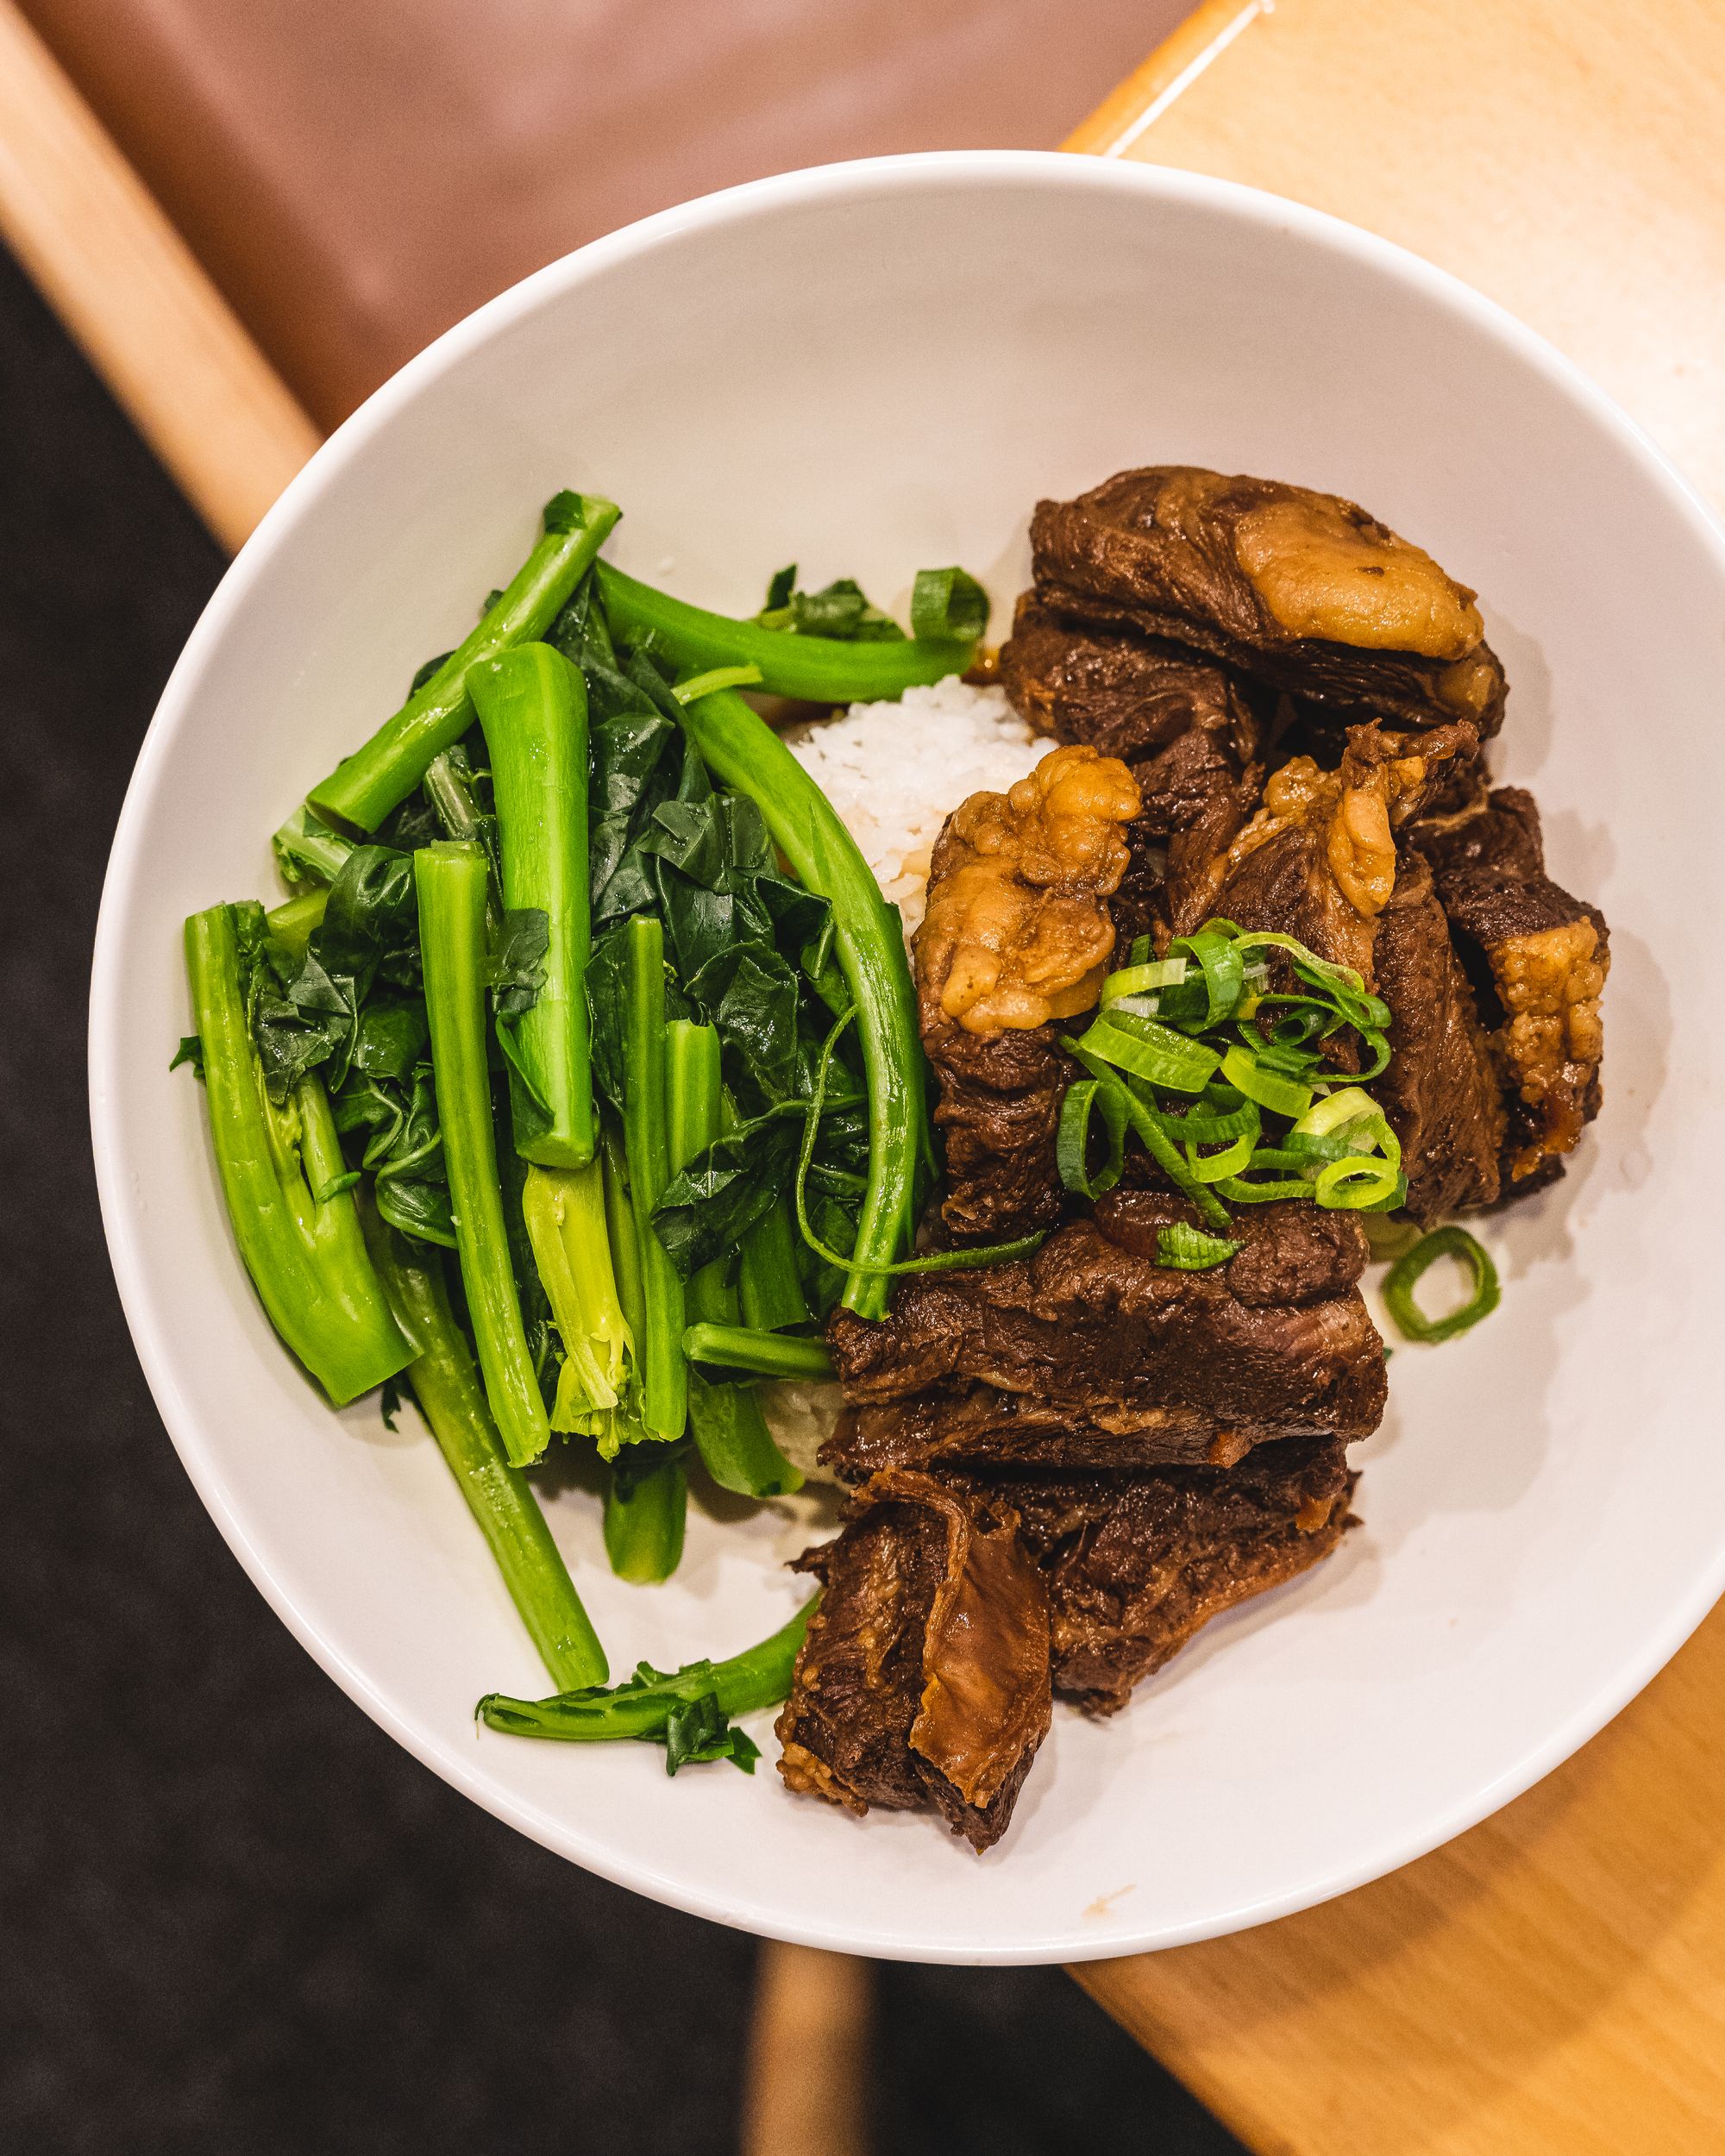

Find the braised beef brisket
[[1408, 787, 1609, 1191], [1028, 467, 1508, 736], [824, 1193, 1384, 1479], [1371, 855, 1506, 1217], [775, 1470, 1052, 1851], [999, 1437, 1355, 1714]]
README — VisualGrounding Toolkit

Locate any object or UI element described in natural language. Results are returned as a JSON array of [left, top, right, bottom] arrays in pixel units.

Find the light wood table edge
[[0, 0, 318, 551]]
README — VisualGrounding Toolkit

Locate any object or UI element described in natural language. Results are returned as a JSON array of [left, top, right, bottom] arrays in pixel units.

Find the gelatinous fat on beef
[[776, 1470, 1052, 1852], [913, 743, 1139, 1239], [1205, 719, 1477, 982], [1029, 467, 1508, 736], [1409, 787, 1609, 1190], [998, 592, 1266, 943], [825, 1192, 1386, 1477], [1000, 1436, 1356, 1714]]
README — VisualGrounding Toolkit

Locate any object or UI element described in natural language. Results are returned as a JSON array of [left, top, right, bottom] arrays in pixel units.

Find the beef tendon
[[914, 742, 1139, 1238], [1030, 467, 1507, 735], [776, 1471, 1052, 1852]]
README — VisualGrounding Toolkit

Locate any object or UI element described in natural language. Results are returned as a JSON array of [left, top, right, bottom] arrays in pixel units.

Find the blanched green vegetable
[[181, 904, 411, 1405], [521, 1160, 632, 1449], [478, 1594, 817, 1755], [617, 915, 687, 1438], [670, 685, 927, 1319], [667, 1021, 800, 1498], [469, 642, 595, 1168], [360, 1194, 606, 1689], [310, 492, 619, 831], [414, 841, 550, 1466], [602, 1445, 688, 1584], [596, 561, 974, 704]]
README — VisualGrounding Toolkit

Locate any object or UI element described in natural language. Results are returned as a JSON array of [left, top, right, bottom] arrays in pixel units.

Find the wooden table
[[4, 1, 1723, 2147], [1066, 6, 1725, 2151]]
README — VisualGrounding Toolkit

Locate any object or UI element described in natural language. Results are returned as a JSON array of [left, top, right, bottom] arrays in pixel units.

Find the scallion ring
[[1156, 1223, 1243, 1271], [1220, 1044, 1314, 1120], [1382, 1225, 1501, 1342], [1057, 1075, 1129, 1200]]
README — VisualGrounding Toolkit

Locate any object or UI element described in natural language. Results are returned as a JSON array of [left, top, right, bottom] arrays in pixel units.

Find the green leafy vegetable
[[476, 1595, 818, 1767], [359, 1193, 606, 1689], [414, 841, 551, 1466], [596, 562, 974, 705], [309, 491, 621, 830], [180, 904, 411, 1405], [470, 642, 597, 1168], [754, 568, 906, 642]]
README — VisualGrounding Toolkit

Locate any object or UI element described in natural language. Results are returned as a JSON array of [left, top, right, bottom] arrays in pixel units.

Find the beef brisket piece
[[998, 592, 1257, 762], [1408, 787, 1609, 1191], [1371, 853, 1506, 1218], [775, 1470, 1051, 1852], [824, 1192, 1385, 1478], [1206, 721, 1476, 987], [1030, 467, 1507, 736], [913, 743, 1140, 1238], [924, 1020, 1073, 1240], [997, 592, 1265, 943], [997, 1437, 1355, 1714]]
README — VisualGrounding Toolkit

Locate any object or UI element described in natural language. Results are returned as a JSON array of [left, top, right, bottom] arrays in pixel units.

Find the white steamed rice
[[782, 676, 1045, 941]]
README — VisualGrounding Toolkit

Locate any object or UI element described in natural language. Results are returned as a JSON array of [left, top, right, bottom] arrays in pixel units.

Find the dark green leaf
[[651, 1112, 800, 1279], [488, 907, 549, 1018], [755, 573, 905, 642], [169, 1034, 204, 1079]]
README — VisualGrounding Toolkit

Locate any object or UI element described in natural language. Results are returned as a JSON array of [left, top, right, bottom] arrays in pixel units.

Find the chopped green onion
[[1314, 1154, 1403, 1210], [1181, 1131, 1256, 1183], [1215, 1171, 1319, 1204], [910, 566, 991, 643], [1156, 1223, 1244, 1270], [1062, 1040, 1233, 1231], [1220, 1044, 1314, 1120], [1100, 958, 1188, 1004], [1383, 1225, 1501, 1343], [1075, 1008, 1220, 1094], [1292, 1086, 1381, 1138], [1056, 1076, 1129, 1200], [1163, 925, 1245, 1030]]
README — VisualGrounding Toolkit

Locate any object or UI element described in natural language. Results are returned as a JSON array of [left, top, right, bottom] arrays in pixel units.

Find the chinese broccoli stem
[[682, 1324, 835, 1381], [738, 1195, 810, 1332], [521, 1162, 632, 1445], [603, 1447, 687, 1584], [309, 491, 620, 831], [414, 841, 550, 1466], [263, 887, 328, 964], [667, 1023, 800, 1498], [359, 1195, 606, 1690], [182, 904, 411, 1405], [673, 686, 927, 1319], [478, 1594, 818, 1738], [619, 916, 687, 1438], [469, 643, 594, 1167], [273, 805, 356, 887], [595, 562, 973, 703]]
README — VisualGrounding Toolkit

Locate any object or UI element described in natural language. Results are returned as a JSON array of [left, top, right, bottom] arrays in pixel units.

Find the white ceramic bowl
[[91, 151, 1725, 1964]]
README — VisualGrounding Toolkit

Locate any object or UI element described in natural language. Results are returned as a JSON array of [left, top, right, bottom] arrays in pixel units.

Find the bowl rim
[[89, 147, 1725, 1962]]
